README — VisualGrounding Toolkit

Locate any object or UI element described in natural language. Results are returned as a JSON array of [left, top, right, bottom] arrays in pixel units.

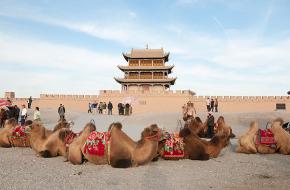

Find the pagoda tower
[[114, 48, 177, 92]]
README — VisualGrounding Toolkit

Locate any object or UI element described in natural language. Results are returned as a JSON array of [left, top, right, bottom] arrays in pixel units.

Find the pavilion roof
[[123, 48, 169, 62], [117, 65, 174, 73], [114, 77, 176, 85]]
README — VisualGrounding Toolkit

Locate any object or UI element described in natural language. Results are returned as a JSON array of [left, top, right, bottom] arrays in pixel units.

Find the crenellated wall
[[4, 91, 290, 114]]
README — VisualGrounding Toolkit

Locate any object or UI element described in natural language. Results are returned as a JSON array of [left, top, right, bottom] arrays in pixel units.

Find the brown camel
[[29, 120, 72, 156], [236, 121, 276, 154], [271, 121, 290, 155], [0, 118, 18, 147], [81, 122, 160, 168], [185, 117, 207, 138], [215, 116, 236, 139], [66, 122, 96, 164]]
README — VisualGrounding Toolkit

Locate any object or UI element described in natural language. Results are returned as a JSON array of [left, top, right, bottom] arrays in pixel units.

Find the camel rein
[[145, 129, 162, 141]]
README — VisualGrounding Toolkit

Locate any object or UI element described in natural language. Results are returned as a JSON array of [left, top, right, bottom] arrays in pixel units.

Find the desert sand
[[0, 109, 290, 190]]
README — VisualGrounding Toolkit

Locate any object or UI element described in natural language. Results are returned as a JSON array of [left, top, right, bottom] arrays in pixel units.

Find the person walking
[[125, 103, 130, 116], [20, 104, 27, 126], [206, 111, 215, 138], [108, 101, 113, 115], [210, 98, 214, 112], [58, 104, 66, 121], [27, 96, 33, 109], [103, 102, 107, 114], [206, 98, 211, 112], [88, 103, 92, 113], [214, 98, 218, 112], [33, 107, 41, 121]]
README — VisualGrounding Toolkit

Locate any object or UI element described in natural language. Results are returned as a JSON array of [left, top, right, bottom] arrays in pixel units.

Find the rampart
[[4, 90, 290, 114]]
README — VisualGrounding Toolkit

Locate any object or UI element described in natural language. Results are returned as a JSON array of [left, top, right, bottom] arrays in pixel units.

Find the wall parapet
[[40, 94, 98, 100]]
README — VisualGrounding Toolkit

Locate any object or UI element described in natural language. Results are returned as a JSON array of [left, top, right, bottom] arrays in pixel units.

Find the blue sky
[[0, 0, 290, 97]]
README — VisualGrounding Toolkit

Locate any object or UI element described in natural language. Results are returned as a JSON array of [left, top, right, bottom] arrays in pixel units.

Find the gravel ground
[[0, 110, 289, 190]]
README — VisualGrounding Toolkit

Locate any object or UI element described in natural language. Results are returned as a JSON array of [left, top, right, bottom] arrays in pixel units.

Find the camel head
[[217, 116, 225, 126], [142, 124, 161, 141], [29, 121, 44, 132], [273, 118, 284, 126], [271, 120, 283, 132], [249, 121, 259, 132], [83, 122, 96, 132]]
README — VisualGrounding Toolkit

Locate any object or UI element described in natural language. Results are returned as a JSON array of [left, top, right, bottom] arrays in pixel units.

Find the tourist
[[206, 111, 215, 138], [125, 103, 130, 115], [58, 104, 66, 121], [88, 103, 92, 113], [27, 96, 33, 109], [129, 104, 133, 115], [121, 103, 125, 115], [214, 98, 218, 112], [103, 102, 107, 114], [98, 102, 103, 114], [210, 98, 214, 112], [118, 102, 122, 115], [14, 105, 20, 122], [206, 98, 210, 112], [108, 101, 113, 115], [20, 104, 27, 126], [33, 107, 41, 121]]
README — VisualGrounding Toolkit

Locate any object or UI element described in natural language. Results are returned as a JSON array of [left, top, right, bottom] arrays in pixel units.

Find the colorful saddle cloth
[[64, 131, 78, 147], [255, 128, 276, 147], [162, 131, 184, 158], [83, 131, 110, 156], [9, 125, 31, 147]]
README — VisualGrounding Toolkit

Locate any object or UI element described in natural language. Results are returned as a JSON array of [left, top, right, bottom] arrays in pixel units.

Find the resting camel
[[158, 127, 229, 160], [29, 120, 71, 156], [66, 122, 96, 164], [0, 118, 18, 147], [185, 117, 207, 138], [215, 116, 236, 139], [271, 120, 290, 155], [236, 121, 276, 154], [81, 122, 160, 168]]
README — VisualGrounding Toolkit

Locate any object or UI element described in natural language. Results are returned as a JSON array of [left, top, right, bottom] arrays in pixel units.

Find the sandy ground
[[0, 110, 290, 190]]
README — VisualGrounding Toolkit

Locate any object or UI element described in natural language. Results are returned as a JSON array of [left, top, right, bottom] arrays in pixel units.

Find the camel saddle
[[64, 131, 79, 147], [255, 128, 276, 147], [83, 131, 110, 156], [162, 131, 184, 158], [8, 125, 31, 147]]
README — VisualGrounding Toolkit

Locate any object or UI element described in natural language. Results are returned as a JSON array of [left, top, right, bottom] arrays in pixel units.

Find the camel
[[177, 127, 229, 160], [271, 121, 290, 155], [236, 121, 276, 154], [66, 122, 96, 164], [29, 120, 72, 156], [185, 117, 207, 138], [81, 122, 160, 168], [215, 116, 236, 139], [0, 118, 18, 147]]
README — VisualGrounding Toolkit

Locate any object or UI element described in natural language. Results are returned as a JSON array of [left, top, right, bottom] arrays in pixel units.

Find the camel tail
[[39, 150, 52, 158], [111, 159, 132, 168]]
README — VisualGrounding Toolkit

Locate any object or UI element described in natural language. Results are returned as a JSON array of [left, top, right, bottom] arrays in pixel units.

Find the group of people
[[0, 97, 41, 127], [88, 101, 113, 115], [118, 103, 132, 116], [206, 98, 218, 112]]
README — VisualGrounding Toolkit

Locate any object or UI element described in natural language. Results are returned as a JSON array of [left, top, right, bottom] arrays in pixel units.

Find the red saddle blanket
[[64, 131, 78, 147], [9, 125, 31, 147], [83, 131, 110, 156], [255, 129, 276, 146], [11, 126, 30, 138], [162, 132, 184, 158]]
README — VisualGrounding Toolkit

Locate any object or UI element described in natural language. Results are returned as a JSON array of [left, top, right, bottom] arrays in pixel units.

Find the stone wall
[[5, 91, 290, 114]]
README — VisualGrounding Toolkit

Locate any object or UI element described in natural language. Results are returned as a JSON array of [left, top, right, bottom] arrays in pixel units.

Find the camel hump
[[111, 159, 132, 168], [39, 150, 52, 158], [109, 122, 122, 131]]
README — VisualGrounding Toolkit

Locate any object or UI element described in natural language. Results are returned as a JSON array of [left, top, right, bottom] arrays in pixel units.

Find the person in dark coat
[[117, 103, 122, 115], [14, 105, 20, 122], [58, 104, 66, 121], [125, 103, 130, 116], [210, 98, 214, 112], [108, 101, 113, 115], [207, 111, 215, 138]]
